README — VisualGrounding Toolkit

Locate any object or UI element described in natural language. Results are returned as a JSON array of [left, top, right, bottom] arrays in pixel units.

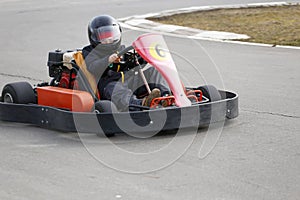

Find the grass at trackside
[[148, 4, 300, 46]]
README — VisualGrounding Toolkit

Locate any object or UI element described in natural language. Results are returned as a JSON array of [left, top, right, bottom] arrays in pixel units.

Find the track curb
[[118, 2, 300, 49]]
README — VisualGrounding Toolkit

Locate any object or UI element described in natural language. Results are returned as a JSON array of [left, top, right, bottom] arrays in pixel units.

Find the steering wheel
[[117, 45, 134, 57], [117, 46, 147, 69]]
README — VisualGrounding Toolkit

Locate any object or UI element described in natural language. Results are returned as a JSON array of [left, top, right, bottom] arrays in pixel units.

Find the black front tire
[[92, 100, 119, 137], [93, 100, 118, 113], [198, 85, 221, 102], [1, 82, 36, 104]]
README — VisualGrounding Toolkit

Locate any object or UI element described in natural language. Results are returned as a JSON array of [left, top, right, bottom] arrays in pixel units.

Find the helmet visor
[[96, 25, 121, 44]]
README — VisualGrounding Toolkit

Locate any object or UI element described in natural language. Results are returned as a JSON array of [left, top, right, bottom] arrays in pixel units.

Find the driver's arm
[[83, 51, 110, 80]]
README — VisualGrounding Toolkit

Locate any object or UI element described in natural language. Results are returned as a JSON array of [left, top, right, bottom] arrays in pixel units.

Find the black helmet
[[88, 15, 122, 51]]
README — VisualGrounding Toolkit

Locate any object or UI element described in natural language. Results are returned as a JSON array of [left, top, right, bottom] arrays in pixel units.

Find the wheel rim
[[3, 93, 14, 103], [94, 109, 101, 114]]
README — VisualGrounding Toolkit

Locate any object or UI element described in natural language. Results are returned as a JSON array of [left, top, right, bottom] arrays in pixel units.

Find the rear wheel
[[198, 85, 221, 102], [1, 82, 36, 104]]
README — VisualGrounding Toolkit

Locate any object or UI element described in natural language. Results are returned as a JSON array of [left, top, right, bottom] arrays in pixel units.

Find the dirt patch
[[148, 5, 300, 46]]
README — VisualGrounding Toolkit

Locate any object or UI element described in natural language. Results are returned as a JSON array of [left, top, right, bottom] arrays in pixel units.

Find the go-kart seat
[[72, 51, 100, 99]]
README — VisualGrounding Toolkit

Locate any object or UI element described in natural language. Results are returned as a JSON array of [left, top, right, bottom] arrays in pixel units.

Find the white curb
[[118, 2, 300, 49]]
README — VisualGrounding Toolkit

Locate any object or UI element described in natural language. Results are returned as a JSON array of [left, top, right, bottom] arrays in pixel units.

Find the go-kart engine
[[47, 49, 77, 89], [47, 49, 66, 78]]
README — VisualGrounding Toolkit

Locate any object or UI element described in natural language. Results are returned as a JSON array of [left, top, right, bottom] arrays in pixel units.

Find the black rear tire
[[1, 82, 36, 104], [198, 85, 221, 102]]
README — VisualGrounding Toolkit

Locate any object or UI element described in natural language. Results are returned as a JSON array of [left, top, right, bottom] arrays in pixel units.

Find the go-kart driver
[[82, 15, 170, 111]]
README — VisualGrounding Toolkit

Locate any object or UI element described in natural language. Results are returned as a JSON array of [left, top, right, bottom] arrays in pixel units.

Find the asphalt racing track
[[0, 0, 299, 199]]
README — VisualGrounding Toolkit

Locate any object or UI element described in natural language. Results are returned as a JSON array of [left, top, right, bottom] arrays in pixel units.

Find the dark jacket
[[82, 44, 125, 95]]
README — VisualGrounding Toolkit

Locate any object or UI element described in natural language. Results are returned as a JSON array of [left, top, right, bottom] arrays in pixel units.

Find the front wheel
[[93, 100, 118, 113], [198, 85, 221, 102], [92, 100, 119, 137], [1, 82, 36, 104]]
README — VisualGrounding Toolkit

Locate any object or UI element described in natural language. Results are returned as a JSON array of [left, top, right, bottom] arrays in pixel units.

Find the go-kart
[[0, 33, 238, 136]]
